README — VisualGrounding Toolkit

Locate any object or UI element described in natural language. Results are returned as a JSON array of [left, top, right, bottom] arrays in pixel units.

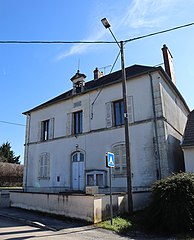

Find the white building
[[22, 46, 189, 203], [182, 110, 194, 172]]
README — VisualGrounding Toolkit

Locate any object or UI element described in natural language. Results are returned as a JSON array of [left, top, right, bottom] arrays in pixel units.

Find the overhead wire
[[0, 22, 193, 45], [1, 22, 194, 125], [0, 120, 25, 127], [0, 40, 116, 44], [124, 22, 194, 43]]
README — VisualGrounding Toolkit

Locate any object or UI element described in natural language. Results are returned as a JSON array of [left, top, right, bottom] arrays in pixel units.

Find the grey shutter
[[127, 96, 134, 123], [66, 113, 72, 136], [46, 153, 50, 178], [105, 102, 113, 128], [38, 121, 42, 141], [39, 155, 42, 177], [49, 118, 54, 139]]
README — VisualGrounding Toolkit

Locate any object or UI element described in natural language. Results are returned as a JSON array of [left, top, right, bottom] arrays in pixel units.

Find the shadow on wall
[[167, 135, 185, 173]]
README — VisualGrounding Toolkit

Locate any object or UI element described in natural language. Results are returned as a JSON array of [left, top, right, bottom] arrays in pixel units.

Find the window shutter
[[127, 96, 134, 123], [49, 118, 54, 139], [47, 153, 50, 178], [39, 155, 43, 177], [105, 102, 113, 128], [38, 121, 42, 141], [66, 113, 72, 136]]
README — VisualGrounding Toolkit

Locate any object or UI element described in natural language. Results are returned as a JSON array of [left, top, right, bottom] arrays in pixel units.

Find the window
[[40, 118, 54, 141], [105, 96, 134, 128], [86, 170, 106, 187], [113, 99, 124, 126], [112, 144, 126, 176], [73, 111, 83, 134], [39, 153, 50, 179], [42, 120, 49, 141], [87, 174, 94, 186]]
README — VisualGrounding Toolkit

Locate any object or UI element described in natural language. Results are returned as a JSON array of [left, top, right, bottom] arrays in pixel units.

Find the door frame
[[71, 150, 85, 191]]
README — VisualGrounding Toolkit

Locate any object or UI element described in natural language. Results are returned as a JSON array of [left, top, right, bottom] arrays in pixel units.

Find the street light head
[[101, 18, 111, 29]]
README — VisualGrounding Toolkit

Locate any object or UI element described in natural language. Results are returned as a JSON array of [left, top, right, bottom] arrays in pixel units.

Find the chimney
[[93, 67, 103, 80], [162, 44, 176, 85]]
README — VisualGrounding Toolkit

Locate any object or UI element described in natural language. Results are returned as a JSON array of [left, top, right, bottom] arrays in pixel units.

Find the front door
[[72, 152, 85, 191]]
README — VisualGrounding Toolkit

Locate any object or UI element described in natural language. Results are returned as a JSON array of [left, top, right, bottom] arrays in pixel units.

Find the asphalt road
[[0, 215, 131, 240], [0, 208, 177, 240]]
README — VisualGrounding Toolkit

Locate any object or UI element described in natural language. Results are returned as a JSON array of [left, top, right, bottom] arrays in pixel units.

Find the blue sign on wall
[[106, 152, 115, 168]]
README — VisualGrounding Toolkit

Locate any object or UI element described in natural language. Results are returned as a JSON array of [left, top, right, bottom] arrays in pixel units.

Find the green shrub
[[145, 172, 194, 233]]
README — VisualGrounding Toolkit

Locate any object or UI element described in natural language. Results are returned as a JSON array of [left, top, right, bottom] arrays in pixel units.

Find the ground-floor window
[[38, 152, 50, 179], [86, 170, 107, 187], [112, 144, 127, 176]]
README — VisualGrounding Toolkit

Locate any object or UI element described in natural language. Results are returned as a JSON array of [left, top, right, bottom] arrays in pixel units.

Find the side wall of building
[[183, 148, 194, 172], [152, 71, 188, 177]]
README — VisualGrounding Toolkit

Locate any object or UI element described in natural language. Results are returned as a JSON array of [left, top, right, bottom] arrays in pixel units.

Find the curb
[[0, 213, 57, 231]]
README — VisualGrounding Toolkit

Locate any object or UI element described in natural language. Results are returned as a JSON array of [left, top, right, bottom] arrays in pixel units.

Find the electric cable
[[0, 22, 193, 45], [124, 22, 194, 43], [0, 120, 25, 127]]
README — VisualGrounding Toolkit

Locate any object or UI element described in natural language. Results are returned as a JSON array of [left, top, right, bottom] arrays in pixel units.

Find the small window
[[72, 152, 84, 162], [86, 170, 106, 187], [42, 120, 49, 141], [113, 99, 124, 126], [87, 174, 94, 186], [39, 153, 50, 179], [96, 174, 103, 186], [40, 118, 54, 141], [73, 111, 83, 134]]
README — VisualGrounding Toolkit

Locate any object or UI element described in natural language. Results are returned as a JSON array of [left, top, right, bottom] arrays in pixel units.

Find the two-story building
[[21, 45, 189, 200]]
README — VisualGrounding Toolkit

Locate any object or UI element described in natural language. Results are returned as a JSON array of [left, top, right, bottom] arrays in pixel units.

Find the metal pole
[[120, 41, 133, 215], [109, 167, 113, 225]]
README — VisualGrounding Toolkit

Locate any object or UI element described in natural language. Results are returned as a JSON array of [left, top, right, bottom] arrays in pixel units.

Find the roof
[[23, 64, 189, 114], [182, 110, 194, 148], [70, 70, 86, 81]]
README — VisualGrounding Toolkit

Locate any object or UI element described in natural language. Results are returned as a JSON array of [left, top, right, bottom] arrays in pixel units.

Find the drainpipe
[[24, 113, 31, 191], [149, 73, 161, 180]]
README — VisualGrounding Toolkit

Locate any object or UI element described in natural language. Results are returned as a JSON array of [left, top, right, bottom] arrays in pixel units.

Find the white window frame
[[39, 118, 54, 141], [105, 96, 134, 129], [86, 170, 107, 187], [73, 110, 83, 135], [38, 152, 50, 179], [41, 120, 49, 141]]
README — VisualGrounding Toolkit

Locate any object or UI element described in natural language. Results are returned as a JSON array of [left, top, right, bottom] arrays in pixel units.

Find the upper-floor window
[[113, 99, 124, 126], [73, 110, 83, 134], [39, 118, 54, 141], [105, 96, 134, 128], [42, 120, 49, 141]]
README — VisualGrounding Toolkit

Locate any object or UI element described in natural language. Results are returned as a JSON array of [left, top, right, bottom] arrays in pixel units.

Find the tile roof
[[182, 110, 194, 147], [23, 64, 189, 114]]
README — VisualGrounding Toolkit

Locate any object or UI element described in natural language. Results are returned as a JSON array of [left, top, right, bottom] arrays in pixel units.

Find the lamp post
[[101, 18, 133, 215]]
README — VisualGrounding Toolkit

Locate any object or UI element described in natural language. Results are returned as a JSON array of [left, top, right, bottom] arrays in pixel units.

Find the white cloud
[[115, 0, 176, 30], [56, 43, 89, 60], [56, 0, 178, 60], [55, 27, 106, 60]]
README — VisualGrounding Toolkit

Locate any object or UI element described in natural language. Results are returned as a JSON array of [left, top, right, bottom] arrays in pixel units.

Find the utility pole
[[120, 41, 133, 215], [101, 18, 133, 215]]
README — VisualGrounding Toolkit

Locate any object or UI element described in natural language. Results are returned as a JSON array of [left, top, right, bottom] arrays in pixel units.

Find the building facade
[[23, 62, 189, 196], [182, 110, 194, 172]]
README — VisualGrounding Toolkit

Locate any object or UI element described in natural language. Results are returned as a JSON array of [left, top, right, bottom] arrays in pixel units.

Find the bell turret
[[71, 70, 86, 94]]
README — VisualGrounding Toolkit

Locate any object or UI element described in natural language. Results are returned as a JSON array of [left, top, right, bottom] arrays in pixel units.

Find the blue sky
[[0, 0, 194, 163]]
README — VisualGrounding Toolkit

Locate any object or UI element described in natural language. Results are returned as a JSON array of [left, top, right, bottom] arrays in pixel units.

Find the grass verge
[[97, 216, 133, 234]]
